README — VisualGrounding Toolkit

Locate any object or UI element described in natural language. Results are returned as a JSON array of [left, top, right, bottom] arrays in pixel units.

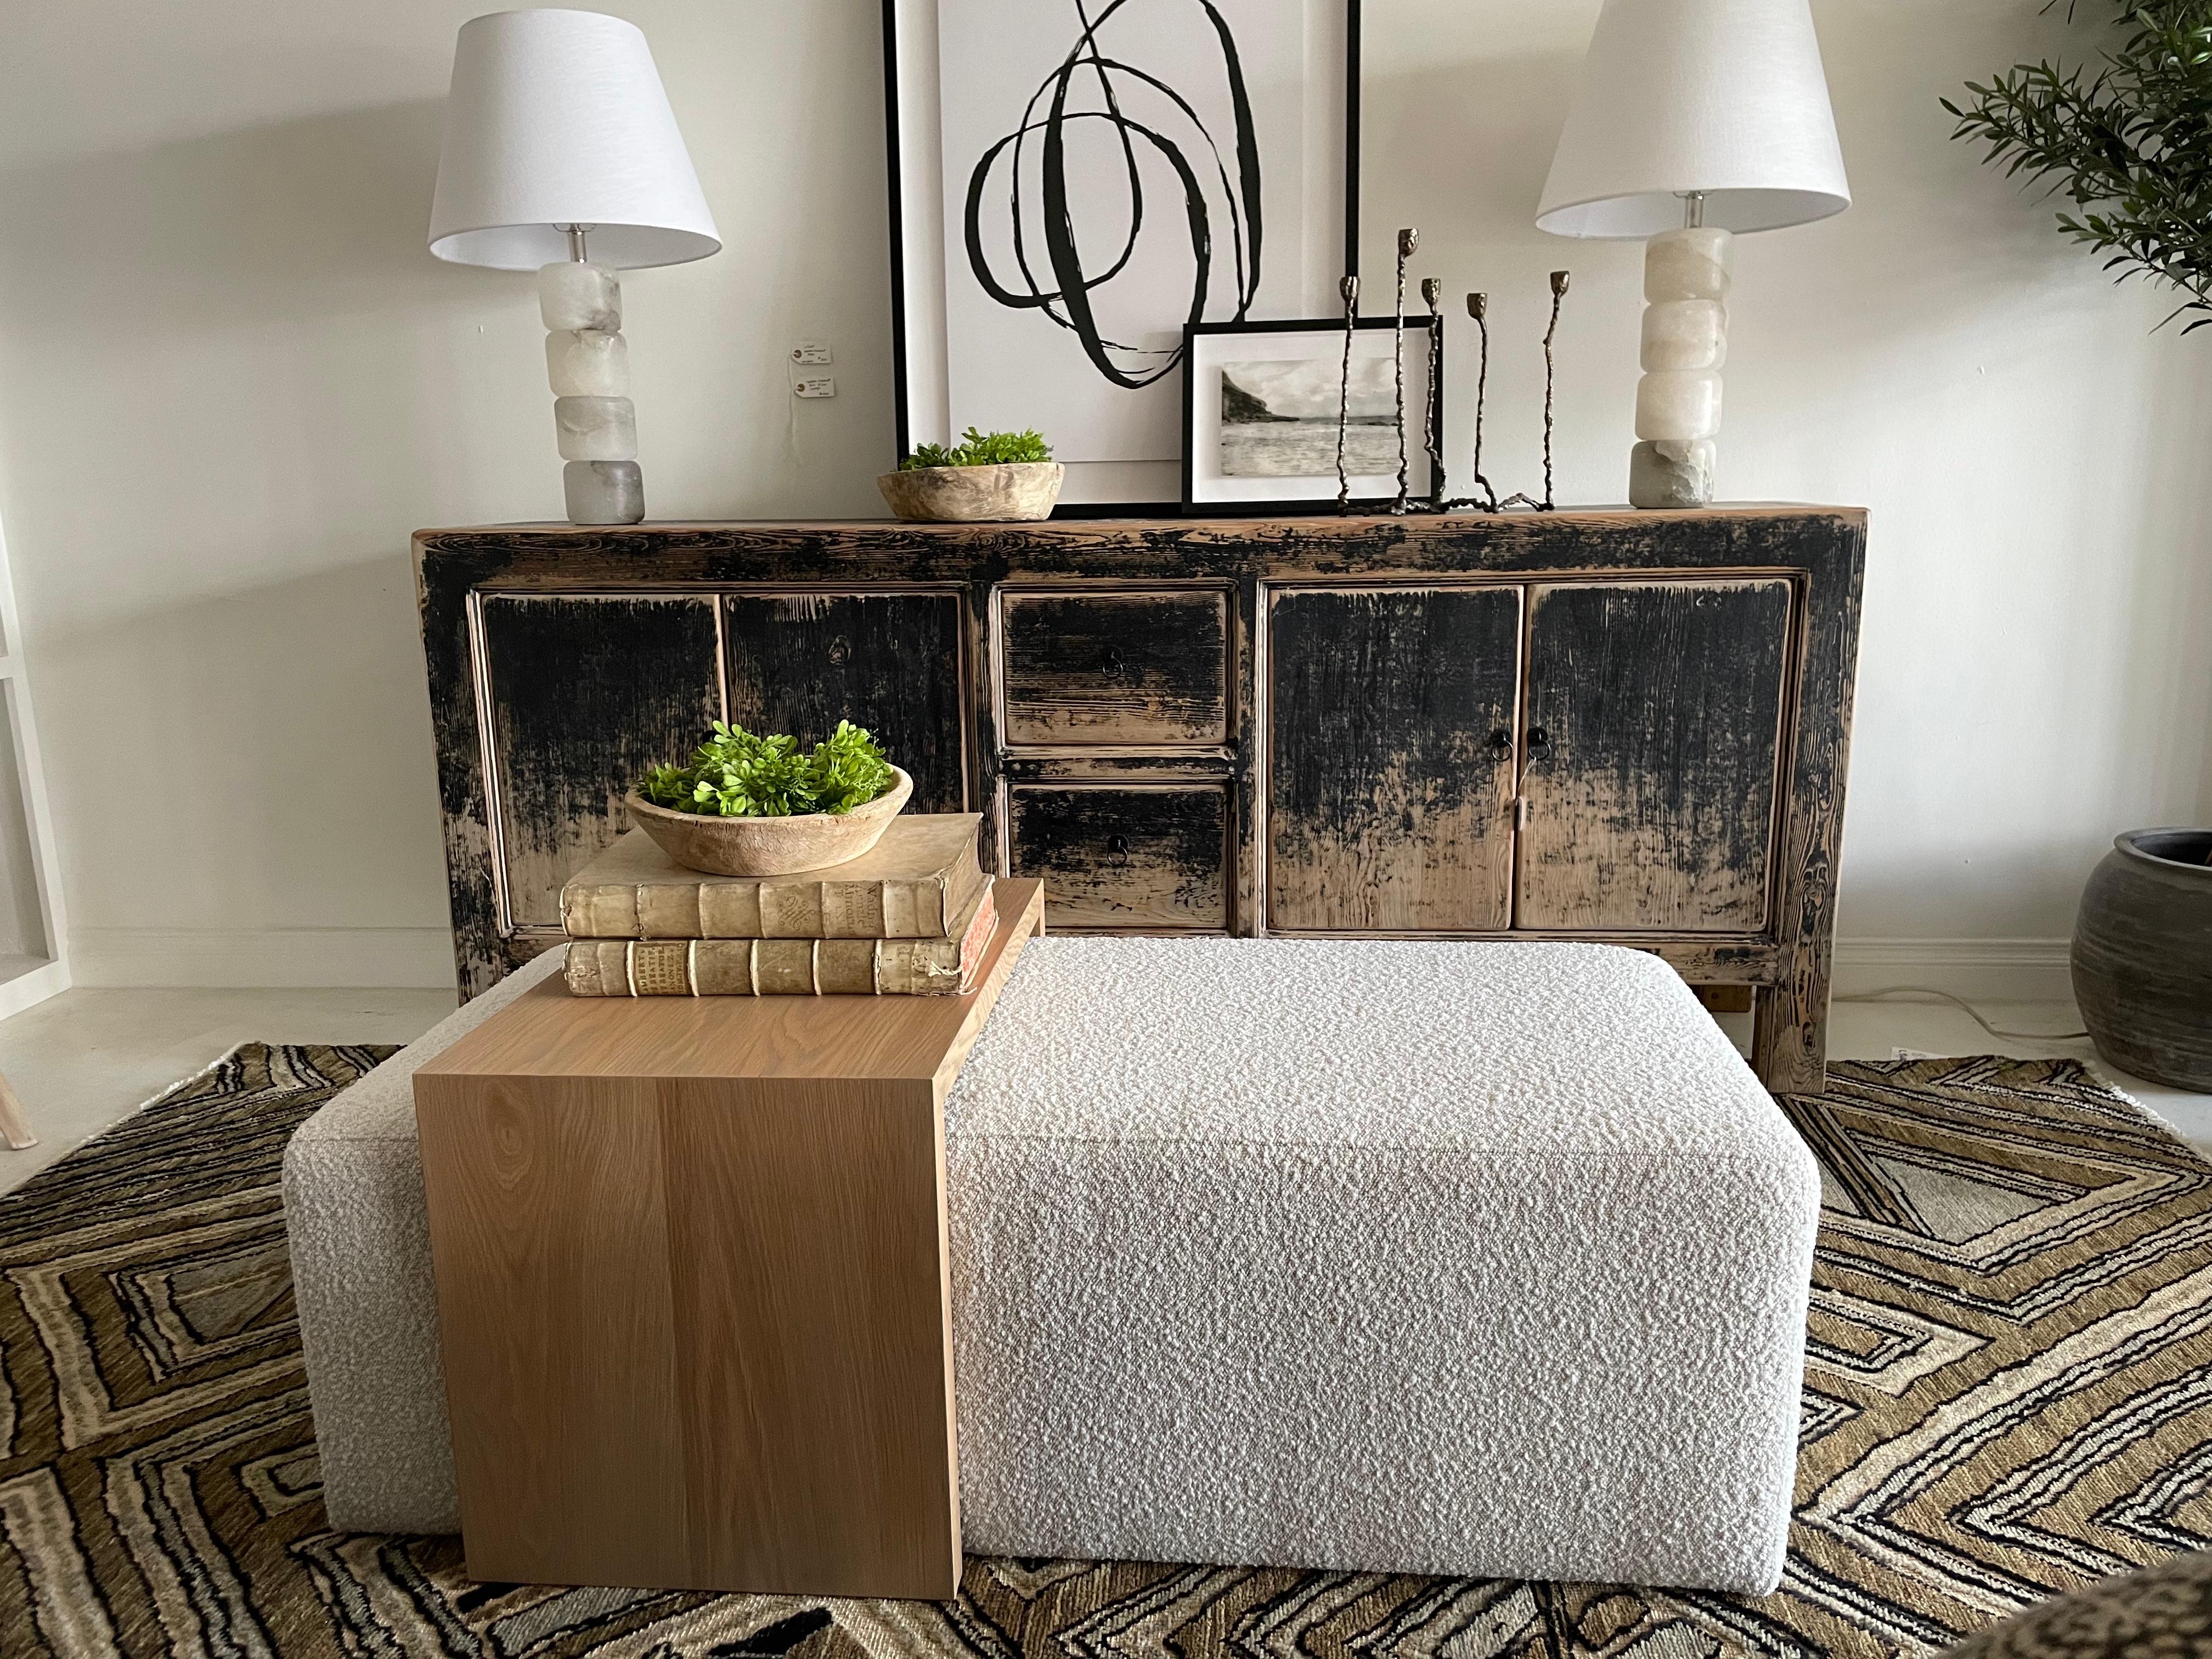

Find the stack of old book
[[558, 813, 995, 997]]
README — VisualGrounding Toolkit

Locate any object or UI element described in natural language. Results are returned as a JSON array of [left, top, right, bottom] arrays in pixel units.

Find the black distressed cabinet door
[[722, 594, 968, 814], [1268, 586, 1523, 931], [479, 595, 723, 932], [1517, 579, 1792, 932]]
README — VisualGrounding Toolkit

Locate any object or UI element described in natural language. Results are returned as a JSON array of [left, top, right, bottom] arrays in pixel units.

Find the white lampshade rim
[[427, 7, 719, 272], [429, 220, 723, 271], [1536, 185, 1850, 240]]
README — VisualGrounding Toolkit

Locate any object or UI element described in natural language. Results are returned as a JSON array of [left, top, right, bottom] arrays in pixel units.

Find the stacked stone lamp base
[[1630, 227, 1731, 510], [541, 260, 645, 525]]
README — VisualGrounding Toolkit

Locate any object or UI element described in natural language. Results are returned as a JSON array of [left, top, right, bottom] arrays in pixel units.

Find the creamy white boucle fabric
[[282, 947, 565, 1533], [284, 938, 1816, 1592], [944, 939, 1818, 1594]]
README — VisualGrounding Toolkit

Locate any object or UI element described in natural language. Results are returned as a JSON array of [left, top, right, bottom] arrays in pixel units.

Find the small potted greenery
[[878, 426, 1063, 522], [624, 719, 911, 876]]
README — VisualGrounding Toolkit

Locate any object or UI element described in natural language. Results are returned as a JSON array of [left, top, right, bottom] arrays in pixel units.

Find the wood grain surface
[[1000, 588, 1230, 746], [1516, 580, 1792, 933], [478, 595, 723, 932], [721, 590, 968, 815], [413, 1072, 690, 1586], [413, 879, 1042, 1599], [1267, 585, 1522, 932], [1007, 783, 1229, 930]]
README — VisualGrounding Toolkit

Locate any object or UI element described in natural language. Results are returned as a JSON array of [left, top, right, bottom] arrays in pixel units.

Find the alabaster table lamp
[[428, 9, 720, 525], [1536, 0, 1849, 509]]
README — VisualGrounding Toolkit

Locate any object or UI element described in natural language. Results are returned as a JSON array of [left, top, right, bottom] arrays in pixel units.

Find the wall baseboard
[[70, 926, 455, 989], [1831, 938, 2073, 1005]]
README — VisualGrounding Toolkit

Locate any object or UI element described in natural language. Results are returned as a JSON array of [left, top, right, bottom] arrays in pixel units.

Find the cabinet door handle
[[1514, 727, 1551, 831], [1106, 833, 1131, 859], [1487, 729, 1514, 758], [1100, 647, 1126, 676]]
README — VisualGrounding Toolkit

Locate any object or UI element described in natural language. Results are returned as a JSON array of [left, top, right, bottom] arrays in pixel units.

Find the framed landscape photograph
[[1182, 318, 1439, 513], [883, 0, 1361, 510]]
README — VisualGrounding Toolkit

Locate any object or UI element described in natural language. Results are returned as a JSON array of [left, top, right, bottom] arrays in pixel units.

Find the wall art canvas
[[1183, 317, 1437, 512], [886, 0, 1359, 508]]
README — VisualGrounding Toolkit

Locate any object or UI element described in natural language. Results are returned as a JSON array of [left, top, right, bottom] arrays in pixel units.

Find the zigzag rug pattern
[[3, 1046, 2210, 1657]]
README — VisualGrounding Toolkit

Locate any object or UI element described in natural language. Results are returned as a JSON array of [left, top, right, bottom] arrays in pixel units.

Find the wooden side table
[[413, 879, 1043, 1599]]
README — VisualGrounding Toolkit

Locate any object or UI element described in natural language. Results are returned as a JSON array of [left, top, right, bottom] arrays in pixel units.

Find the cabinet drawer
[[1007, 784, 1230, 931], [1000, 590, 1229, 746]]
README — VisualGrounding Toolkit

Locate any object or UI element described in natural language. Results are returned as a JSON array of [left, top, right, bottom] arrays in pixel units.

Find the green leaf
[[899, 427, 1054, 469], [1944, 0, 2212, 331], [635, 719, 897, 818]]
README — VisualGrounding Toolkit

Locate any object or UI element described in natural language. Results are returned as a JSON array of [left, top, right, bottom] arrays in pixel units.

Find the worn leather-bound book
[[561, 814, 986, 940], [564, 879, 996, 996]]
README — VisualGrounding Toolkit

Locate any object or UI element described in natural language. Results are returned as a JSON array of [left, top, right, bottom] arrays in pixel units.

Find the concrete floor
[[0, 985, 458, 1192], [0, 983, 2204, 1198], [1733, 997, 2212, 1149]]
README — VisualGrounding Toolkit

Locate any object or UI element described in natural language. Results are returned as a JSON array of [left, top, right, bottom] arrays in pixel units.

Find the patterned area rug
[[3, 1046, 2210, 1657]]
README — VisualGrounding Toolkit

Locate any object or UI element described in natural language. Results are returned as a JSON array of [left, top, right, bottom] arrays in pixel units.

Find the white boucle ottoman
[[284, 938, 1818, 1594]]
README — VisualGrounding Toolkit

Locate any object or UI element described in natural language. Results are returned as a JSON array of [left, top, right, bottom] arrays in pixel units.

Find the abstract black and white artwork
[[887, 0, 1358, 507], [1182, 317, 1437, 511]]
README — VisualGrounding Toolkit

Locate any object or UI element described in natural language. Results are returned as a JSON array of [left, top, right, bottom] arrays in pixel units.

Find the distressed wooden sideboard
[[415, 506, 1865, 1092]]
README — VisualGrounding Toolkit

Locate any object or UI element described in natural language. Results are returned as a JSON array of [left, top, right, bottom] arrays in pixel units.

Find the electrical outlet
[[790, 342, 832, 365], [794, 377, 837, 398]]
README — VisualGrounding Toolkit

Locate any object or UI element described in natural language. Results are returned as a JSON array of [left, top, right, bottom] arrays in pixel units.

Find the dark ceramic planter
[[2070, 828, 2212, 1090]]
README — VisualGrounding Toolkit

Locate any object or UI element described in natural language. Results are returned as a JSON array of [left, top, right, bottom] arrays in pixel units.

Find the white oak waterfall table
[[410, 878, 1043, 1600]]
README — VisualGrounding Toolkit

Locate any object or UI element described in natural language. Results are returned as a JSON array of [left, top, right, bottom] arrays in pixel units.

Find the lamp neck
[[1677, 191, 1706, 230], [561, 222, 595, 262]]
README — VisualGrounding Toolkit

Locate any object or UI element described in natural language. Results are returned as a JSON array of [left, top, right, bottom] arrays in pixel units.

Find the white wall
[[0, 0, 2204, 994]]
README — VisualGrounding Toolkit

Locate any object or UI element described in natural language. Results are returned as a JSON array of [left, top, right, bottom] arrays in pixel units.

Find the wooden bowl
[[622, 768, 913, 876], [877, 461, 1063, 522]]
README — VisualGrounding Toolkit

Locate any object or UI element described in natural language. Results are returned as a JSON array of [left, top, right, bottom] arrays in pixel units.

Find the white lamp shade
[[1536, 0, 1849, 239], [428, 9, 720, 270]]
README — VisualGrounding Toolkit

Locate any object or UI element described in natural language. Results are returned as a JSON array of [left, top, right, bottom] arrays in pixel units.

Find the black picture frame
[[881, 0, 1365, 513], [1180, 315, 1442, 516]]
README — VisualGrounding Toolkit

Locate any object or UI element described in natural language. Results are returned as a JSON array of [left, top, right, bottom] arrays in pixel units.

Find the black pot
[[2070, 828, 2212, 1090]]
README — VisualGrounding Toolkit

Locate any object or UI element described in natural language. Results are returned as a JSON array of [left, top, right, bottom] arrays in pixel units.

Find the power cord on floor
[[1839, 986, 2088, 1042]]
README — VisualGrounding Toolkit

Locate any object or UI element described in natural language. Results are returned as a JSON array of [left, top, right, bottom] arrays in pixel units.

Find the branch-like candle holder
[[1335, 273, 1361, 514], [1498, 270, 1570, 513], [1420, 277, 1445, 509], [1391, 228, 1419, 515], [1462, 294, 1500, 511]]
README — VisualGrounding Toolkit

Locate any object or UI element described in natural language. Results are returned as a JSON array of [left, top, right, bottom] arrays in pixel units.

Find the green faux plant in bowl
[[624, 720, 912, 876], [878, 426, 1064, 522]]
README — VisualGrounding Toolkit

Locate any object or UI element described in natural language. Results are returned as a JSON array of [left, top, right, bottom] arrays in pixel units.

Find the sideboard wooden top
[[419, 504, 1864, 540], [414, 506, 1867, 585]]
